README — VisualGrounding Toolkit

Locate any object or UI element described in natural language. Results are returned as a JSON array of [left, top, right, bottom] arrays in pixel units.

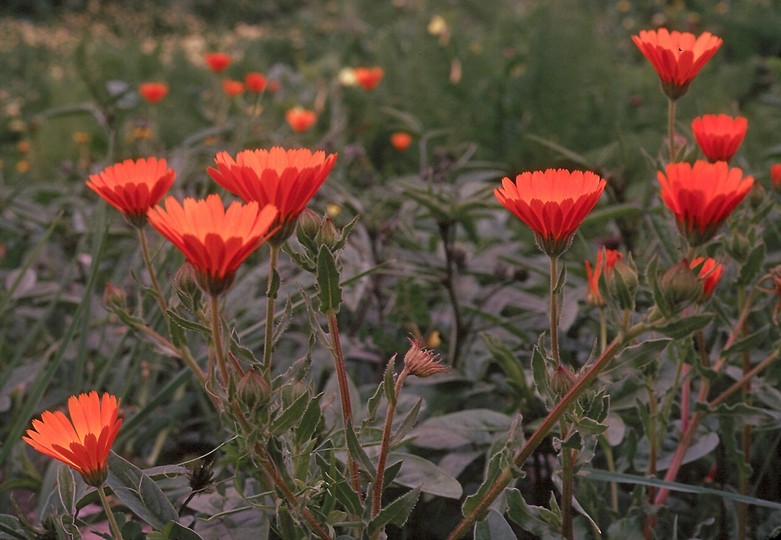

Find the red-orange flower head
[[86, 157, 176, 228], [23, 391, 122, 487], [222, 79, 244, 98], [771, 163, 781, 190], [147, 194, 279, 295], [204, 52, 231, 73], [286, 107, 317, 133], [691, 114, 748, 163], [244, 71, 267, 93], [138, 82, 169, 105], [495, 169, 606, 257], [632, 27, 722, 100], [584, 248, 622, 307], [354, 66, 384, 91], [658, 160, 754, 246], [208, 147, 337, 246], [689, 256, 723, 301], [391, 132, 413, 152]]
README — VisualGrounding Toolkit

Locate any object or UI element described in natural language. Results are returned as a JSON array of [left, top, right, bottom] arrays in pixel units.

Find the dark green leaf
[[653, 314, 713, 339], [106, 452, 178, 528], [391, 398, 423, 446], [345, 422, 376, 480], [737, 242, 765, 286], [154, 521, 204, 540], [316, 246, 342, 313], [388, 452, 462, 498], [271, 390, 311, 436], [383, 356, 397, 407], [505, 488, 563, 539], [57, 464, 75, 514], [295, 394, 323, 446], [166, 309, 211, 334], [474, 509, 518, 540], [368, 487, 421, 536], [604, 338, 670, 375], [723, 326, 770, 357]]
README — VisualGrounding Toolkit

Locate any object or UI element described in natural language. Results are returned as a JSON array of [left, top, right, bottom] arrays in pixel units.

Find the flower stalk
[[262, 243, 280, 376], [97, 484, 125, 540]]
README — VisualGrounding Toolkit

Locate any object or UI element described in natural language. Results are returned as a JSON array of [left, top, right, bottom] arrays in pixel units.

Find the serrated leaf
[[324, 469, 363, 516], [365, 380, 386, 425], [653, 314, 713, 339], [368, 487, 421, 535], [316, 246, 342, 313], [295, 394, 323, 446], [604, 338, 671, 375], [271, 390, 311, 436], [166, 309, 211, 334], [383, 356, 397, 407], [505, 488, 564, 539], [463, 450, 508, 516], [345, 422, 376, 481], [391, 398, 423, 446], [106, 452, 178, 528]]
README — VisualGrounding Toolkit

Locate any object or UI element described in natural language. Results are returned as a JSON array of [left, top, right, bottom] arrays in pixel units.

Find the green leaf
[[368, 487, 421, 536], [316, 246, 342, 313], [603, 338, 671, 375], [505, 488, 563, 539], [722, 326, 770, 357], [105, 452, 178, 528], [57, 464, 75, 514], [271, 390, 311, 436], [482, 332, 528, 395], [388, 452, 462, 498], [463, 451, 508, 516], [391, 398, 423, 446], [324, 468, 363, 516], [166, 309, 211, 334], [345, 422, 376, 480], [653, 314, 713, 339], [411, 409, 512, 449], [475, 509, 520, 540], [383, 356, 397, 407], [151, 522, 205, 540], [737, 242, 765, 286], [295, 394, 323, 446]]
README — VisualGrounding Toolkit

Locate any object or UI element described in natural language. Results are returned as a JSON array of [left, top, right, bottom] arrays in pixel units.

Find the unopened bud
[[656, 261, 702, 317], [604, 251, 638, 311], [175, 262, 199, 296], [103, 283, 127, 310], [403, 337, 447, 378], [549, 364, 577, 397], [727, 233, 751, 263], [315, 217, 340, 250], [236, 368, 270, 410]]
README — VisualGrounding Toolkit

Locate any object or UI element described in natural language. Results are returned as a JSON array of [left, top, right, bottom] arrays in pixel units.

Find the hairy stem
[[550, 255, 561, 365], [209, 294, 229, 389], [560, 421, 574, 540], [667, 97, 677, 162], [262, 244, 280, 376], [137, 227, 167, 312], [97, 483, 125, 540]]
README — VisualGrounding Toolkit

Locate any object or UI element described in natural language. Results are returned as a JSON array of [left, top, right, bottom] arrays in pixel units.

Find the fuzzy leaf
[[316, 246, 342, 313], [653, 314, 713, 339], [474, 509, 518, 540], [106, 452, 178, 528], [368, 487, 421, 536]]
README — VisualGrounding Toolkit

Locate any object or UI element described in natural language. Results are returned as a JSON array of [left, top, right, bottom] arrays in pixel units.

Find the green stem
[[97, 484, 125, 540], [372, 368, 410, 523], [447, 322, 648, 540], [599, 436, 619, 513], [646, 379, 658, 503], [326, 309, 362, 500], [559, 421, 574, 540], [599, 308, 607, 354], [550, 255, 560, 366], [262, 244, 280, 376], [137, 227, 167, 312], [209, 294, 229, 389], [667, 97, 677, 162]]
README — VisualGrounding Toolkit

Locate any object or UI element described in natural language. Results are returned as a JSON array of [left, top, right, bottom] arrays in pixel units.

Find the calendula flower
[[86, 157, 176, 227], [147, 194, 278, 295], [495, 169, 606, 257], [658, 160, 754, 246], [138, 82, 169, 105], [691, 114, 748, 162], [23, 392, 122, 487], [204, 52, 231, 73], [244, 72, 267, 93], [632, 28, 722, 100], [354, 67, 384, 91], [285, 107, 317, 133], [584, 248, 622, 307], [770, 163, 781, 190], [208, 147, 337, 245], [222, 79, 244, 98], [689, 256, 723, 300], [390, 132, 413, 152]]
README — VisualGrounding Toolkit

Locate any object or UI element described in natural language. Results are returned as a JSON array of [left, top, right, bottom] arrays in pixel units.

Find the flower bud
[[549, 364, 577, 398], [175, 262, 200, 297], [403, 337, 447, 378], [604, 251, 638, 311], [315, 217, 340, 251], [727, 232, 751, 263], [236, 368, 270, 410], [656, 260, 702, 317], [103, 283, 127, 310]]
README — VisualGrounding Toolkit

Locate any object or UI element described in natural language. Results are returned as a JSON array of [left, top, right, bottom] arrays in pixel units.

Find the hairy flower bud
[[236, 368, 270, 410], [103, 283, 127, 310], [604, 251, 638, 311], [656, 261, 703, 317], [403, 337, 447, 378], [549, 364, 577, 398]]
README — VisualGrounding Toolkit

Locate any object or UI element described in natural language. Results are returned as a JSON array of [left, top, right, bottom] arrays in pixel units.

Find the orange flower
[[691, 114, 748, 162], [390, 132, 413, 152], [632, 28, 722, 100], [86, 157, 176, 227], [689, 256, 723, 300], [584, 248, 622, 307], [147, 194, 279, 295], [285, 107, 317, 133], [771, 163, 781, 190], [495, 169, 606, 257], [658, 160, 754, 246], [222, 79, 245, 97], [204, 52, 231, 73], [208, 147, 337, 244], [244, 71, 267, 93], [23, 392, 122, 487], [138, 82, 169, 105], [354, 66, 384, 91]]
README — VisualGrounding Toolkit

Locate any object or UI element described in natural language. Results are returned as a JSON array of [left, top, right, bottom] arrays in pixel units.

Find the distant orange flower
[[691, 114, 748, 162], [208, 147, 337, 244], [204, 52, 231, 73], [658, 160, 754, 246], [584, 248, 622, 307], [138, 82, 169, 105], [244, 71, 267, 93], [689, 256, 723, 300], [87, 157, 175, 227], [771, 163, 781, 190], [495, 169, 606, 257], [285, 107, 317, 133], [23, 392, 122, 487], [390, 132, 413, 152], [147, 194, 278, 295], [632, 28, 722, 100], [354, 66, 384, 91], [222, 79, 244, 97]]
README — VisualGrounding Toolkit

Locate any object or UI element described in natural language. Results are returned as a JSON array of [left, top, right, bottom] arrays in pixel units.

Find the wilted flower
[[658, 160, 754, 246], [354, 67, 384, 91], [204, 52, 231, 73], [285, 107, 317, 133], [390, 132, 413, 152], [147, 194, 278, 295], [138, 82, 169, 105], [23, 392, 122, 487], [86, 157, 176, 227], [244, 72, 267, 93], [403, 337, 447, 378], [632, 27, 722, 100], [495, 169, 606, 257], [691, 114, 748, 162]]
